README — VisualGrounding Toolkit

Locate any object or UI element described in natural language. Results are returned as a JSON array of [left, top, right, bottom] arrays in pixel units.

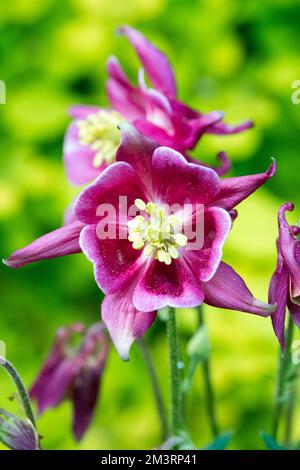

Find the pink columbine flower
[[29, 322, 109, 441], [5, 125, 275, 360], [64, 26, 252, 185], [269, 203, 300, 349]]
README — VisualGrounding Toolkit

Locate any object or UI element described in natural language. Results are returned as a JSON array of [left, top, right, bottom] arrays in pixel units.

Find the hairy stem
[[166, 307, 183, 434], [0, 357, 36, 428], [198, 305, 219, 437], [139, 338, 168, 440], [272, 314, 294, 439]]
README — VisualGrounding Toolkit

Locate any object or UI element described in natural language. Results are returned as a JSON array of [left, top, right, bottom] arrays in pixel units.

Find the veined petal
[[184, 207, 232, 282], [152, 147, 220, 206], [118, 26, 177, 99], [202, 262, 274, 316], [4, 221, 84, 269], [133, 258, 204, 312], [102, 290, 156, 361], [210, 160, 276, 211], [278, 203, 300, 303], [79, 225, 144, 295], [75, 159, 148, 225], [268, 249, 289, 349]]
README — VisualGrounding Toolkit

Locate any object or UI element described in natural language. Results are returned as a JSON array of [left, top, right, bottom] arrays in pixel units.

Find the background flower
[[1, 0, 300, 450]]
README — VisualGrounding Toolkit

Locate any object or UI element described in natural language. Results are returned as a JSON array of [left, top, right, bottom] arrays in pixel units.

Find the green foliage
[[203, 431, 233, 450], [0, 0, 300, 450], [261, 432, 287, 450]]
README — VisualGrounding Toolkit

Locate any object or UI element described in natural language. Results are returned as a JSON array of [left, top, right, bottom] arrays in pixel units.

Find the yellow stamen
[[127, 199, 188, 265], [77, 110, 123, 168]]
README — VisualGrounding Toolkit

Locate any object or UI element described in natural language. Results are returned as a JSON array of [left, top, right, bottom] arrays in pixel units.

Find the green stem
[[139, 338, 168, 440], [272, 314, 294, 439], [284, 384, 297, 447], [0, 356, 36, 428], [198, 306, 219, 438], [166, 307, 183, 435]]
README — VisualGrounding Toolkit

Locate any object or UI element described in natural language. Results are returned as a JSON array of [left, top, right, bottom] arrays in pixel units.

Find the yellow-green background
[[1, 0, 300, 450]]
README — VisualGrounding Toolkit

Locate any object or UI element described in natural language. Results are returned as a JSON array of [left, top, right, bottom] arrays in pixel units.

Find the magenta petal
[[4, 221, 84, 268], [184, 207, 231, 282], [119, 26, 177, 99], [268, 249, 289, 349], [79, 225, 143, 294], [287, 299, 300, 330], [102, 290, 156, 360], [116, 123, 158, 195], [202, 262, 274, 316], [133, 258, 204, 311], [152, 147, 220, 206], [210, 160, 276, 211], [206, 119, 254, 135], [277, 203, 300, 303], [64, 121, 106, 186], [75, 159, 148, 225], [69, 105, 101, 120]]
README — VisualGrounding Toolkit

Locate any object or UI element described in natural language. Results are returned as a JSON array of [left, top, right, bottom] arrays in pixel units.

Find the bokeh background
[[1, 0, 300, 450]]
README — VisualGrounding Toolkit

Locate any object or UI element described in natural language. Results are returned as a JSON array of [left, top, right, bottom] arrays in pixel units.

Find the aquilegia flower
[[64, 26, 252, 185], [30, 322, 109, 441], [5, 125, 275, 359], [269, 203, 300, 348], [0, 409, 40, 450]]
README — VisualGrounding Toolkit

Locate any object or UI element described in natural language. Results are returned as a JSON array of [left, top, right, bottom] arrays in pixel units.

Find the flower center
[[127, 199, 188, 265], [77, 110, 123, 168]]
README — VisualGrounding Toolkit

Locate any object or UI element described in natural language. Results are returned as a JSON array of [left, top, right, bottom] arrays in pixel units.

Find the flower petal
[[287, 299, 300, 330], [151, 147, 220, 206], [206, 119, 254, 135], [75, 159, 148, 225], [133, 258, 204, 311], [268, 249, 289, 349], [63, 121, 106, 186], [202, 262, 274, 316], [4, 221, 84, 269], [277, 203, 300, 303], [184, 207, 232, 282], [118, 26, 177, 99], [107, 57, 146, 121], [102, 290, 156, 361], [79, 225, 143, 295], [210, 160, 276, 211], [116, 123, 158, 195], [69, 105, 101, 120]]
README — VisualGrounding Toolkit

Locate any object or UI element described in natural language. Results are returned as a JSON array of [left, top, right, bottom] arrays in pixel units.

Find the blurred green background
[[1, 0, 300, 450]]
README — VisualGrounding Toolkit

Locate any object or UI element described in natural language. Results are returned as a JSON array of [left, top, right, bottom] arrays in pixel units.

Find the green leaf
[[187, 325, 210, 361], [261, 432, 287, 450], [203, 431, 233, 450], [182, 326, 211, 393]]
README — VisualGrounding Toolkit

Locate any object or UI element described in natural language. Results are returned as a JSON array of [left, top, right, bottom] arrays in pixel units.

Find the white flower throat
[[77, 110, 123, 168], [127, 199, 188, 265]]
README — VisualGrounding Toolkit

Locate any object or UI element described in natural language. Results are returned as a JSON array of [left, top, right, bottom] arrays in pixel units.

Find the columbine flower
[[30, 323, 109, 441], [0, 409, 40, 450], [269, 203, 300, 348], [5, 125, 275, 360], [64, 26, 252, 185]]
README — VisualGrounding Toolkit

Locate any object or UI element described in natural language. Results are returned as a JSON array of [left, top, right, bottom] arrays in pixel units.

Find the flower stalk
[[272, 314, 294, 439], [0, 357, 36, 429], [197, 306, 219, 437], [166, 307, 183, 435], [139, 338, 168, 440]]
